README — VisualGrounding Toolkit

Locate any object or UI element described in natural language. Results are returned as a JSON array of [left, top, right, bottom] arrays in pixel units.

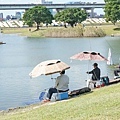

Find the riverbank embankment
[[0, 83, 119, 120]]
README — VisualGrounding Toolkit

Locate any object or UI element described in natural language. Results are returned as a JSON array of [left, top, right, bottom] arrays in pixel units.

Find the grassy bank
[[0, 83, 120, 120], [2, 26, 105, 38], [1, 24, 120, 38], [1, 27, 46, 38], [1, 26, 85, 38]]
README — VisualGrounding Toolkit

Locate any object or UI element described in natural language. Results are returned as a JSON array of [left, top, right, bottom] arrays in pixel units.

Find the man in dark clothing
[[87, 63, 101, 80], [86, 63, 101, 88]]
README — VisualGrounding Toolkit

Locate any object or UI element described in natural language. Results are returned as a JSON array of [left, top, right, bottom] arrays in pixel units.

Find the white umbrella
[[29, 59, 70, 78]]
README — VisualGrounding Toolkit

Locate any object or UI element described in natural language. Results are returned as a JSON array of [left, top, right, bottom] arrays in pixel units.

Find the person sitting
[[114, 65, 120, 79], [86, 63, 101, 88], [46, 70, 69, 101]]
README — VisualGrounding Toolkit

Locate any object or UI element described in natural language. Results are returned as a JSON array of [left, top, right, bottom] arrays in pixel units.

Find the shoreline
[[0, 97, 71, 114], [0, 83, 119, 120], [1, 78, 120, 114]]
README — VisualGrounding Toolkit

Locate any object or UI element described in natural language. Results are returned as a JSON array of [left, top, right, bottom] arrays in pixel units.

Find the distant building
[[40, 0, 52, 4], [15, 12, 21, 19], [87, 12, 98, 18], [11, 15, 17, 20], [44, 1, 52, 4], [21, 11, 25, 19], [67, 1, 86, 4], [0, 13, 3, 21], [99, 14, 104, 18], [6, 15, 11, 20]]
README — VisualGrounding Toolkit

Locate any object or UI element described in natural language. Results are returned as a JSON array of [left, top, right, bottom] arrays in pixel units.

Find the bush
[[83, 26, 106, 37]]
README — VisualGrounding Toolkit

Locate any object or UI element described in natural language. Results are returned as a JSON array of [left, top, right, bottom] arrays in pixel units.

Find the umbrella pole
[[51, 75, 52, 79], [87, 60, 91, 80]]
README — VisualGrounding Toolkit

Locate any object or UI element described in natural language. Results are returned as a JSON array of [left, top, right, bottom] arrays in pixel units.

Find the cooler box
[[101, 76, 109, 85], [58, 92, 68, 100]]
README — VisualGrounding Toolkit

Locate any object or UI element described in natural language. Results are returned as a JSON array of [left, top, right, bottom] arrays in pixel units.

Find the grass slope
[[0, 83, 120, 120]]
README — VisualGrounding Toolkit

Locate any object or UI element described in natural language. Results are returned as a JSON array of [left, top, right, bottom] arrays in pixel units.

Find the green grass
[[1, 27, 47, 37], [2, 26, 84, 38], [99, 25, 120, 35], [0, 83, 120, 120], [2, 24, 120, 37]]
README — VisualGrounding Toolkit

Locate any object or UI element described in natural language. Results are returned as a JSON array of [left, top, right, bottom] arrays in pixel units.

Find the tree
[[104, 0, 120, 25], [23, 6, 53, 30], [54, 8, 87, 27]]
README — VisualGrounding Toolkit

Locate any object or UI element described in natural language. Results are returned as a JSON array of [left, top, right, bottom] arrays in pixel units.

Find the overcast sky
[[0, 0, 105, 17]]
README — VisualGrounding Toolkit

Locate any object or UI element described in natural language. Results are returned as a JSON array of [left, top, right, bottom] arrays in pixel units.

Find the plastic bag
[[50, 93, 58, 102]]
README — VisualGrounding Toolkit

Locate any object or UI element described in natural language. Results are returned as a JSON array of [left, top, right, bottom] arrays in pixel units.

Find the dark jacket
[[88, 67, 101, 81]]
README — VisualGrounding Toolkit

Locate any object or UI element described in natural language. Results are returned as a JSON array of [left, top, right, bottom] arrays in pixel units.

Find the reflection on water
[[0, 33, 120, 110]]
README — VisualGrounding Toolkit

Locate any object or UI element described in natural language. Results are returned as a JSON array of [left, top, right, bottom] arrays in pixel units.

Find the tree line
[[23, 0, 120, 30]]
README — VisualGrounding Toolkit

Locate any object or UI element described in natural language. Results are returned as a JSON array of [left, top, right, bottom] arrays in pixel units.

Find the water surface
[[0, 33, 120, 110]]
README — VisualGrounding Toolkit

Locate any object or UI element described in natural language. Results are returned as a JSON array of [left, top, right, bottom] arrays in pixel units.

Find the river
[[0, 33, 120, 110]]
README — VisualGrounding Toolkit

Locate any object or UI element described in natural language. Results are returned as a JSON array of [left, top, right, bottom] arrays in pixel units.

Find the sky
[[0, 0, 105, 18]]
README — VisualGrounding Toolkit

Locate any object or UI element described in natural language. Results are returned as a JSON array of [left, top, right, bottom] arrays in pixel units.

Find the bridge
[[0, 3, 105, 10], [0, 3, 105, 18]]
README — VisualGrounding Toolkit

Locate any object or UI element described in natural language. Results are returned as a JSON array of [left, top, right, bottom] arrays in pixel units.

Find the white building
[[0, 13, 3, 20]]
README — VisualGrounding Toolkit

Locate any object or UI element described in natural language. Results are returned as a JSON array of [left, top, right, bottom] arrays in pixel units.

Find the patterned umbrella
[[70, 51, 108, 61]]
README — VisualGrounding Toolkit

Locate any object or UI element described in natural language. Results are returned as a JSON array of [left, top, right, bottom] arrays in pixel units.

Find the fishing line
[[87, 38, 92, 80]]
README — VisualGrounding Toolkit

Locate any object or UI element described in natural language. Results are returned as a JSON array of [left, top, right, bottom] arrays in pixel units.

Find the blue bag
[[39, 92, 46, 101]]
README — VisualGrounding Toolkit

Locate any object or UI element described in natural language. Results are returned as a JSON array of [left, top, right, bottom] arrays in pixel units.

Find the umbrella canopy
[[29, 59, 70, 78], [70, 51, 108, 61]]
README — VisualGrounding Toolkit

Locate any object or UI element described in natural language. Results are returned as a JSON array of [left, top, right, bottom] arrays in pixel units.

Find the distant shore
[[1, 25, 106, 38], [1, 24, 120, 38]]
